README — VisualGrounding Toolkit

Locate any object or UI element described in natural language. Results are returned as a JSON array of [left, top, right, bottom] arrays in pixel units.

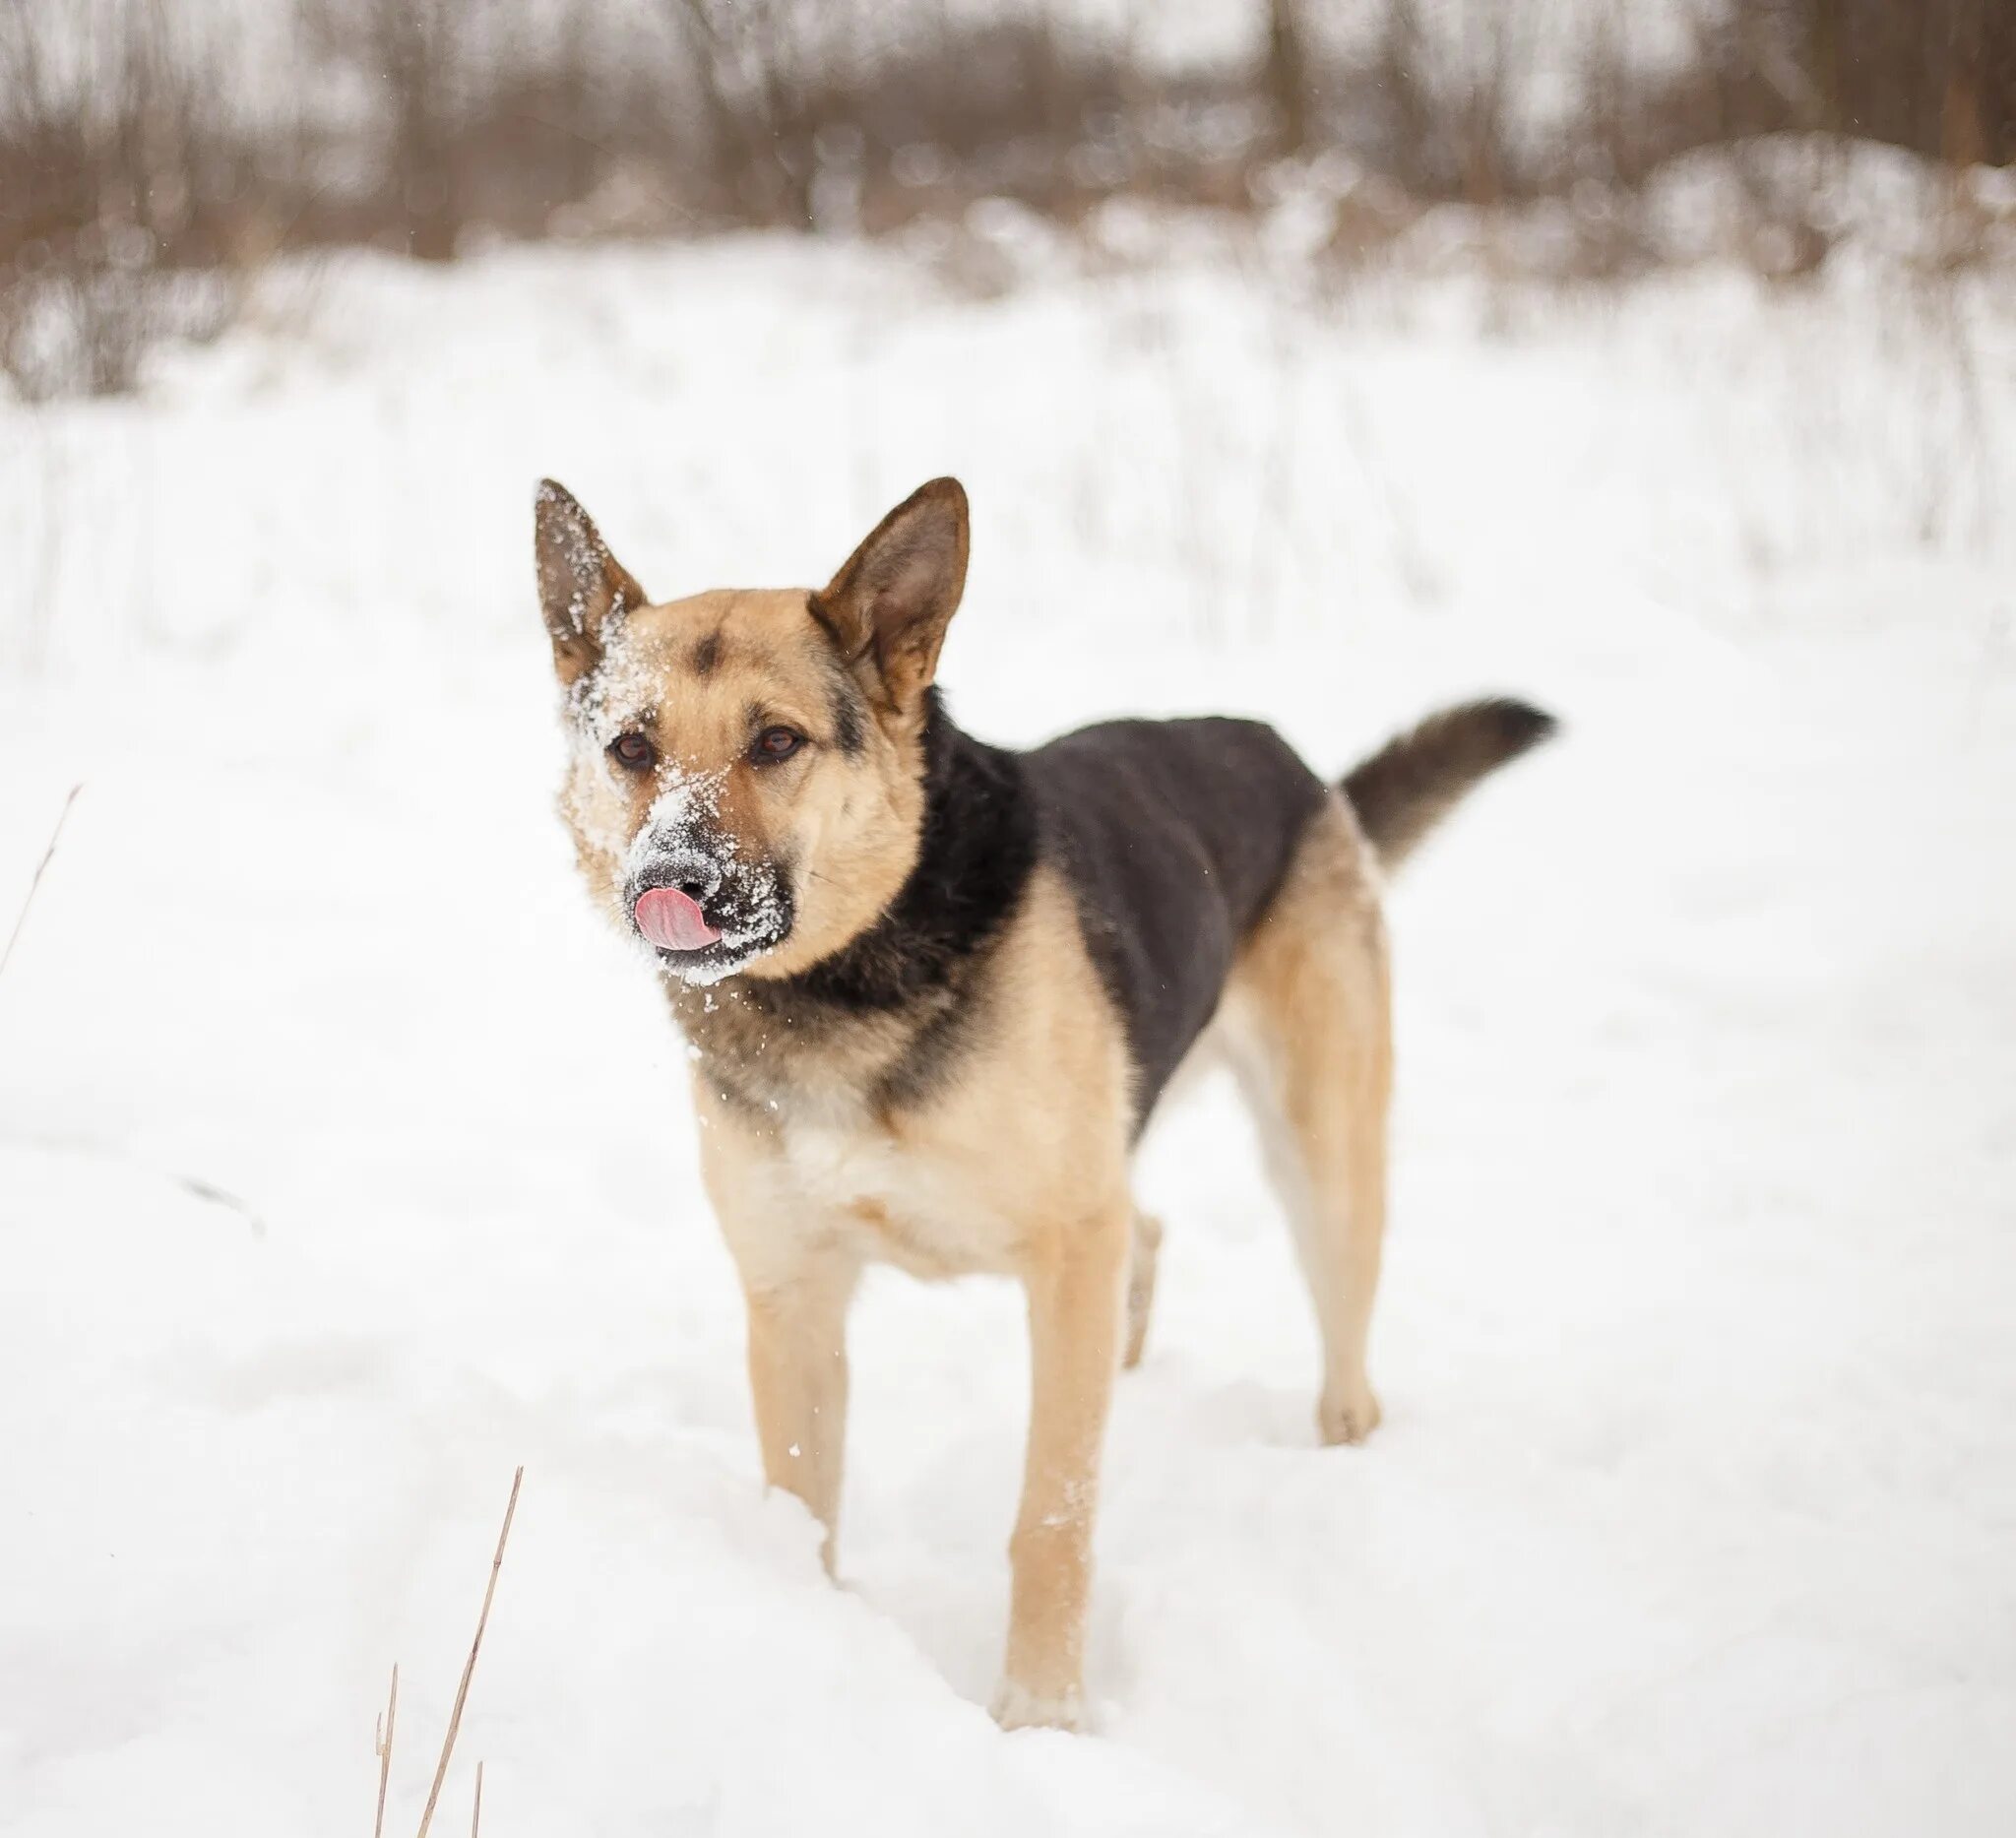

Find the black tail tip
[[1476, 696, 1559, 760], [1340, 694, 1557, 870]]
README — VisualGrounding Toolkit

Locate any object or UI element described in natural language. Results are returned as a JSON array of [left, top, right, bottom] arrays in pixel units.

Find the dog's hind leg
[[1123, 1207, 1163, 1369], [1230, 798, 1392, 1446]]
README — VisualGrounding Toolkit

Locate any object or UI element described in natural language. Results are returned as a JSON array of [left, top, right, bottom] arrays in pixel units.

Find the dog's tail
[[1342, 697, 1556, 873]]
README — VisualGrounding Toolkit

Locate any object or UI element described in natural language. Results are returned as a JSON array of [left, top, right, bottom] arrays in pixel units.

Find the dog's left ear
[[535, 479, 647, 685], [810, 477, 970, 712]]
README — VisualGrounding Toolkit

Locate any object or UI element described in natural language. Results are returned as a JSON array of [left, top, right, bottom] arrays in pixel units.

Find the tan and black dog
[[534, 475, 1552, 1729]]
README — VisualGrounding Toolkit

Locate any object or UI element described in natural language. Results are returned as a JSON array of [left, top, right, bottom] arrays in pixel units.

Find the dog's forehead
[[590, 589, 826, 724]]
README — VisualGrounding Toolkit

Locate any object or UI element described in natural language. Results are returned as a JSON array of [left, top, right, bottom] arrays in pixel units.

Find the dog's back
[[1023, 699, 1556, 1130]]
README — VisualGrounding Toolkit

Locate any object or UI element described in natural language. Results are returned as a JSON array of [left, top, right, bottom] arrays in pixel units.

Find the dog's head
[[536, 477, 969, 985]]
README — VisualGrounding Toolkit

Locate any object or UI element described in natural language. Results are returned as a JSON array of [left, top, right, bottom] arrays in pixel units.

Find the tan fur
[[1222, 795, 1393, 1445], [693, 864, 1136, 1728], [694, 811, 1395, 1725], [537, 480, 1401, 1731]]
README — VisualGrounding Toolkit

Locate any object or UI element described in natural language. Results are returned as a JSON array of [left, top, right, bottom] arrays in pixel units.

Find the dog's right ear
[[535, 479, 647, 684]]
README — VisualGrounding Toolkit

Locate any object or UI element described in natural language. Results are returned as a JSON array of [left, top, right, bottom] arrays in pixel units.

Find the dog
[[535, 475, 1553, 1730]]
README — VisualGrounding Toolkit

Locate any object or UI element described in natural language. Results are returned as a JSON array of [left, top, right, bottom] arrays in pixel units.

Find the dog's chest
[[773, 1117, 1018, 1280]]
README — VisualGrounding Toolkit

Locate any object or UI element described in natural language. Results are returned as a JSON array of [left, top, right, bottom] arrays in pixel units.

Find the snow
[[3, 226, 2015, 1836]]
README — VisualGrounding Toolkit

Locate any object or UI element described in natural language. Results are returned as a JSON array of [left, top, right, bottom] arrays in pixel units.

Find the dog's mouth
[[626, 859, 792, 985]]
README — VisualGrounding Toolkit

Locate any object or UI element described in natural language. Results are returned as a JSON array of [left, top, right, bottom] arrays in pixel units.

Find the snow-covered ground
[[3, 230, 2014, 1836]]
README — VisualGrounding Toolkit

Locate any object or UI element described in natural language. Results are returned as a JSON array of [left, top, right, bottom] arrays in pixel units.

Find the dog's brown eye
[[753, 727, 803, 764], [609, 731, 656, 771]]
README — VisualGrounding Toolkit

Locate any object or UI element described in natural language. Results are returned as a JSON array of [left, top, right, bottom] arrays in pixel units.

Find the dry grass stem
[[0, 783, 82, 987], [373, 1665, 399, 1838], [413, 1468, 524, 1838]]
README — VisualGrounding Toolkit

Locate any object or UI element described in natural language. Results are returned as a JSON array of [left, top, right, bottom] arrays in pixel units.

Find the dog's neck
[[665, 694, 1039, 1118]]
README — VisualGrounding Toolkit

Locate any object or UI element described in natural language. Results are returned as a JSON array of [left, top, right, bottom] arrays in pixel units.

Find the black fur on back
[[1024, 717, 1329, 1128], [722, 700, 1325, 1128], [708, 696, 1550, 1129]]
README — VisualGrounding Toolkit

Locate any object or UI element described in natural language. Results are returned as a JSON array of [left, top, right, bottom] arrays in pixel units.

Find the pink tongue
[[635, 886, 723, 952]]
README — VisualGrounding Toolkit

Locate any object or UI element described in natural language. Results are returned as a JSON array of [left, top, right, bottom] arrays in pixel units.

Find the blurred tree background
[[2, 0, 2012, 397]]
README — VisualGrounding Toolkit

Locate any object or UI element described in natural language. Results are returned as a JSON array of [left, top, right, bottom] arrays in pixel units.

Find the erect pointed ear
[[535, 479, 647, 685], [808, 477, 970, 712]]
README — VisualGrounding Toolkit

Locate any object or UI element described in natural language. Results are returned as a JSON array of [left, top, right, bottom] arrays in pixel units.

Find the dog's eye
[[753, 727, 804, 764], [609, 731, 657, 771]]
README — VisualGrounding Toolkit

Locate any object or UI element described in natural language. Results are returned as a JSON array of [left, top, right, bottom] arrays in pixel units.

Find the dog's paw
[[990, 1677, 1085, 1733], [1318, 1381, 1382, 1446]]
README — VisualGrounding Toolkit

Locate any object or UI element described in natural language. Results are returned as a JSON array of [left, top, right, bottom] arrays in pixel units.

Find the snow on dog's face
[[536, 477, 970, 987]]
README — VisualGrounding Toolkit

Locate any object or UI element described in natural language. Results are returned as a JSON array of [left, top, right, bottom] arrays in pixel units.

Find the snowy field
[[3, 226, 2015, 1836]]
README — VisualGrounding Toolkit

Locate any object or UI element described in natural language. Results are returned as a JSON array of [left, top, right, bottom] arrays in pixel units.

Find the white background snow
[[2, 212, 2014, 1836]]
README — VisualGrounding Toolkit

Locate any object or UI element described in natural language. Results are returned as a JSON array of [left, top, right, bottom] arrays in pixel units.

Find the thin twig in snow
[[174, 1171, 268, 1238], [0, 782, 81, 987], [471, 1761, 483, 1838], [374, 1665, 399, 1838], [414, 1467, 523, 1838]]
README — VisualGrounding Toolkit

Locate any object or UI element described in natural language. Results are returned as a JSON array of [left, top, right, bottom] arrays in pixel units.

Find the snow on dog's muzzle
[[634, 885, 723, 952]]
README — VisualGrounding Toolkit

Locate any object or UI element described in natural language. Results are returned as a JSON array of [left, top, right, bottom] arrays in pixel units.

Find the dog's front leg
[[993, 1197, 1130, 1731], [740, 1255, 860, 1574]]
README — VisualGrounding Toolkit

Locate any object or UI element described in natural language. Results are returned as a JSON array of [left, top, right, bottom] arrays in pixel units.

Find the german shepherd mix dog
[[535, 475, 1552, 1730]]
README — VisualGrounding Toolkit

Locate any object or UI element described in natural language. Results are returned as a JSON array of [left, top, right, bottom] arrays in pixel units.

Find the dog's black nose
[[640, 853, 723, 909]]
